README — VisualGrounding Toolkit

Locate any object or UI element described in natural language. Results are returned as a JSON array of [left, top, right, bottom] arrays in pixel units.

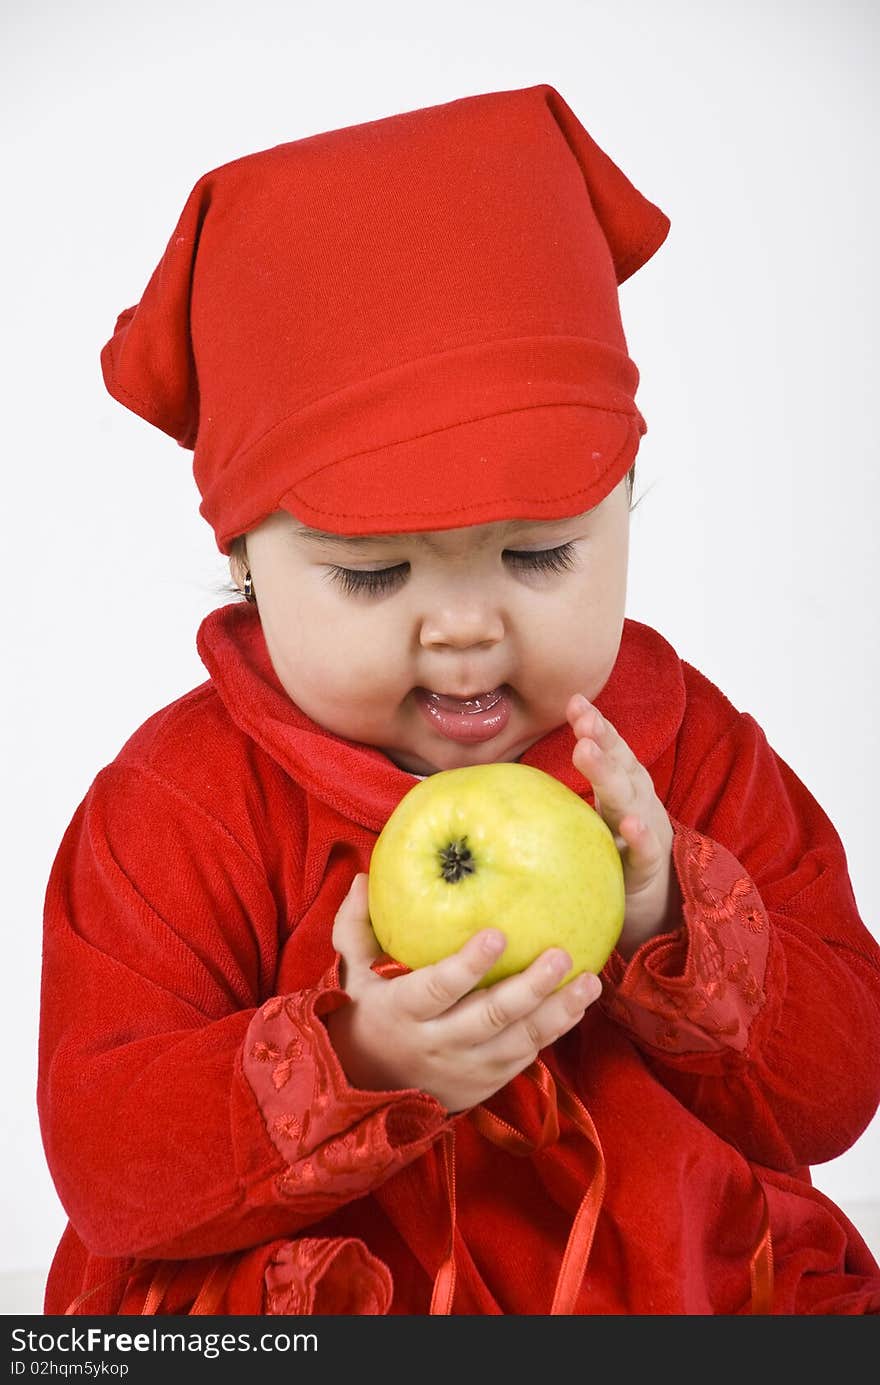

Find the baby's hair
[[219, 462, 637, 601]]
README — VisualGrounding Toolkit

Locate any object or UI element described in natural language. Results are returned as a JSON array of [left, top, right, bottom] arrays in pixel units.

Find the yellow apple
[[367, 762, 625, 988]]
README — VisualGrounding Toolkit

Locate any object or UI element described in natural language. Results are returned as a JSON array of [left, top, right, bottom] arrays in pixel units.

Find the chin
[[407, 732, 545, 776]]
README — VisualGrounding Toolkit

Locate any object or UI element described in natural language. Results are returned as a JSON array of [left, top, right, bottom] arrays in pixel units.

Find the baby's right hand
[[323, 874, 602, 1114]]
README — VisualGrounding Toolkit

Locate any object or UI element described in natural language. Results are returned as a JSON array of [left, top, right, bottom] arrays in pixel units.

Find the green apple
[[368, 762, 625, 988]]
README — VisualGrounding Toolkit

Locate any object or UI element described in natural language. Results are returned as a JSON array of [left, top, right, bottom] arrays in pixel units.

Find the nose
[[419, 585, 506, 651]]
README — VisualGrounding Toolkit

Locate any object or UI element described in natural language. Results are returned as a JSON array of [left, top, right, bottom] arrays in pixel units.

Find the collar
[[196, 602, 685, 829]]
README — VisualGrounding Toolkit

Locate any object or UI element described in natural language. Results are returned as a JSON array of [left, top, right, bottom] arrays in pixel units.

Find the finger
[[570, 698, 620, 786], [394, 928, 508, 1020], [566, 691, 590, 726], [477, 969, 602, 1068], [570, 698, 635, 770], [333, 874, 382, 985], [452, 947, 593, 1045], [567, 693, 610, 736], [616, 813, 663, 865], [572, 727, 651, 831], [570, 701, 618, 754]]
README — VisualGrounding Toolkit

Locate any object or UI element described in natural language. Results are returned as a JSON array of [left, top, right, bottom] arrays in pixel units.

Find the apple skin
[[367, 762, 625, 989]]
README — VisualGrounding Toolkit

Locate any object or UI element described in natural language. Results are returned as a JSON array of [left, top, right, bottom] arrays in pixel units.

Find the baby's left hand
[[567, 693, 683, 959]]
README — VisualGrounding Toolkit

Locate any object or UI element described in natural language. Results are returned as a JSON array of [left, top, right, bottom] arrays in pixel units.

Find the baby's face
[[243, 478, 630, 775]]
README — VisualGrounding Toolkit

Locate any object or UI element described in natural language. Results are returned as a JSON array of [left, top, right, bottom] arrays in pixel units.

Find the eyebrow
[[292, 519, 575, 553]]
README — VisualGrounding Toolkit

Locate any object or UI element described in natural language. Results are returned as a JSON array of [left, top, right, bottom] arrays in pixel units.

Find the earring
[[243, 570, 256, 604]]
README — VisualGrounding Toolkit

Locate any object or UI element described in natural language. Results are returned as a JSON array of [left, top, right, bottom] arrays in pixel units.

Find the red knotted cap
[[101, 83, 669, 555]]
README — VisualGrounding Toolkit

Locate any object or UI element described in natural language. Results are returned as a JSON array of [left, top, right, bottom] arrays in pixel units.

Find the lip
[[413, 685, 513, 743]]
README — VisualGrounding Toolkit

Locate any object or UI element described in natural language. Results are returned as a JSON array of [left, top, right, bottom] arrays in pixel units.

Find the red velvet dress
[[38, 603, 880, 1315]]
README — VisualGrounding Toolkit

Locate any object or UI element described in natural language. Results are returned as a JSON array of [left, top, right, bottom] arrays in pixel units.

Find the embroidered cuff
[[264, 1235, 393, 1315], [602, 817, 769, 1054], [242, 968, 450, 1207]]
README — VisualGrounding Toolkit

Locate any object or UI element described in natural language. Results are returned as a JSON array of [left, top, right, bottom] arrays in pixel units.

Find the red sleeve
[[37, 764, 450, 1261], [600, 711, 880, 1170]]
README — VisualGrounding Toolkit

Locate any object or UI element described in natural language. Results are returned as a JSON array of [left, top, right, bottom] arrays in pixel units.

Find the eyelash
[[326, 542, 578, 597]]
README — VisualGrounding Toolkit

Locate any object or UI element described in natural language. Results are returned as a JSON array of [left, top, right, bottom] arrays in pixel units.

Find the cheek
[[520, 570, 624, 691], [281, 598, 406, 701]]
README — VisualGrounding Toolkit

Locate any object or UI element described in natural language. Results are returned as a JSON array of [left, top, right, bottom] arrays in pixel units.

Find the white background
[[3, 0, 878, 1307]]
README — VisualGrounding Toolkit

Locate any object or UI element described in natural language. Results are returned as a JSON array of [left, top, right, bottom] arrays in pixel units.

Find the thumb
[[332, 873, 381, 987]]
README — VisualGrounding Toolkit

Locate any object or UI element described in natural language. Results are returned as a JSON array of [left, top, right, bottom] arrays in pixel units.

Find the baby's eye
[[503, 542, 577, 575], [326, 563, 410, 597], [325, 542, 577, 599]]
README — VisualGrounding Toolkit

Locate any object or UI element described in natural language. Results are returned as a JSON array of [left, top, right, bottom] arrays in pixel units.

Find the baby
[[229, 479, 678, 1115], [38, 82, 880, 1316]]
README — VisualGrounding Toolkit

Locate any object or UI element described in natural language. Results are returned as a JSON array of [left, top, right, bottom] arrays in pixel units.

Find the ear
[[228, 538, 250, 589]]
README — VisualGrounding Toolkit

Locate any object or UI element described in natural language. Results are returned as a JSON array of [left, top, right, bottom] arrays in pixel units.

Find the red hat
[[101, 83, 669, 555]]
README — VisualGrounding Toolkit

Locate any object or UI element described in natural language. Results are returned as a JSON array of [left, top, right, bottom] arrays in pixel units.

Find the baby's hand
[[567, 693, 683, 958], [324, 874, 602, 1114]]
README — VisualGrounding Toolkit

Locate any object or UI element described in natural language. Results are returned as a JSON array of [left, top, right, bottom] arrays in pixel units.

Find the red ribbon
[[430, 1055, 774, 1315], [749, 1194, 775, 1315], [429, 1055, 604, 1315]]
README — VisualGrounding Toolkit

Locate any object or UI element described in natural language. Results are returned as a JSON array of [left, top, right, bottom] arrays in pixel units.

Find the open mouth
[[414, 685, 512, 743], [425, 688, 506, 714]]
